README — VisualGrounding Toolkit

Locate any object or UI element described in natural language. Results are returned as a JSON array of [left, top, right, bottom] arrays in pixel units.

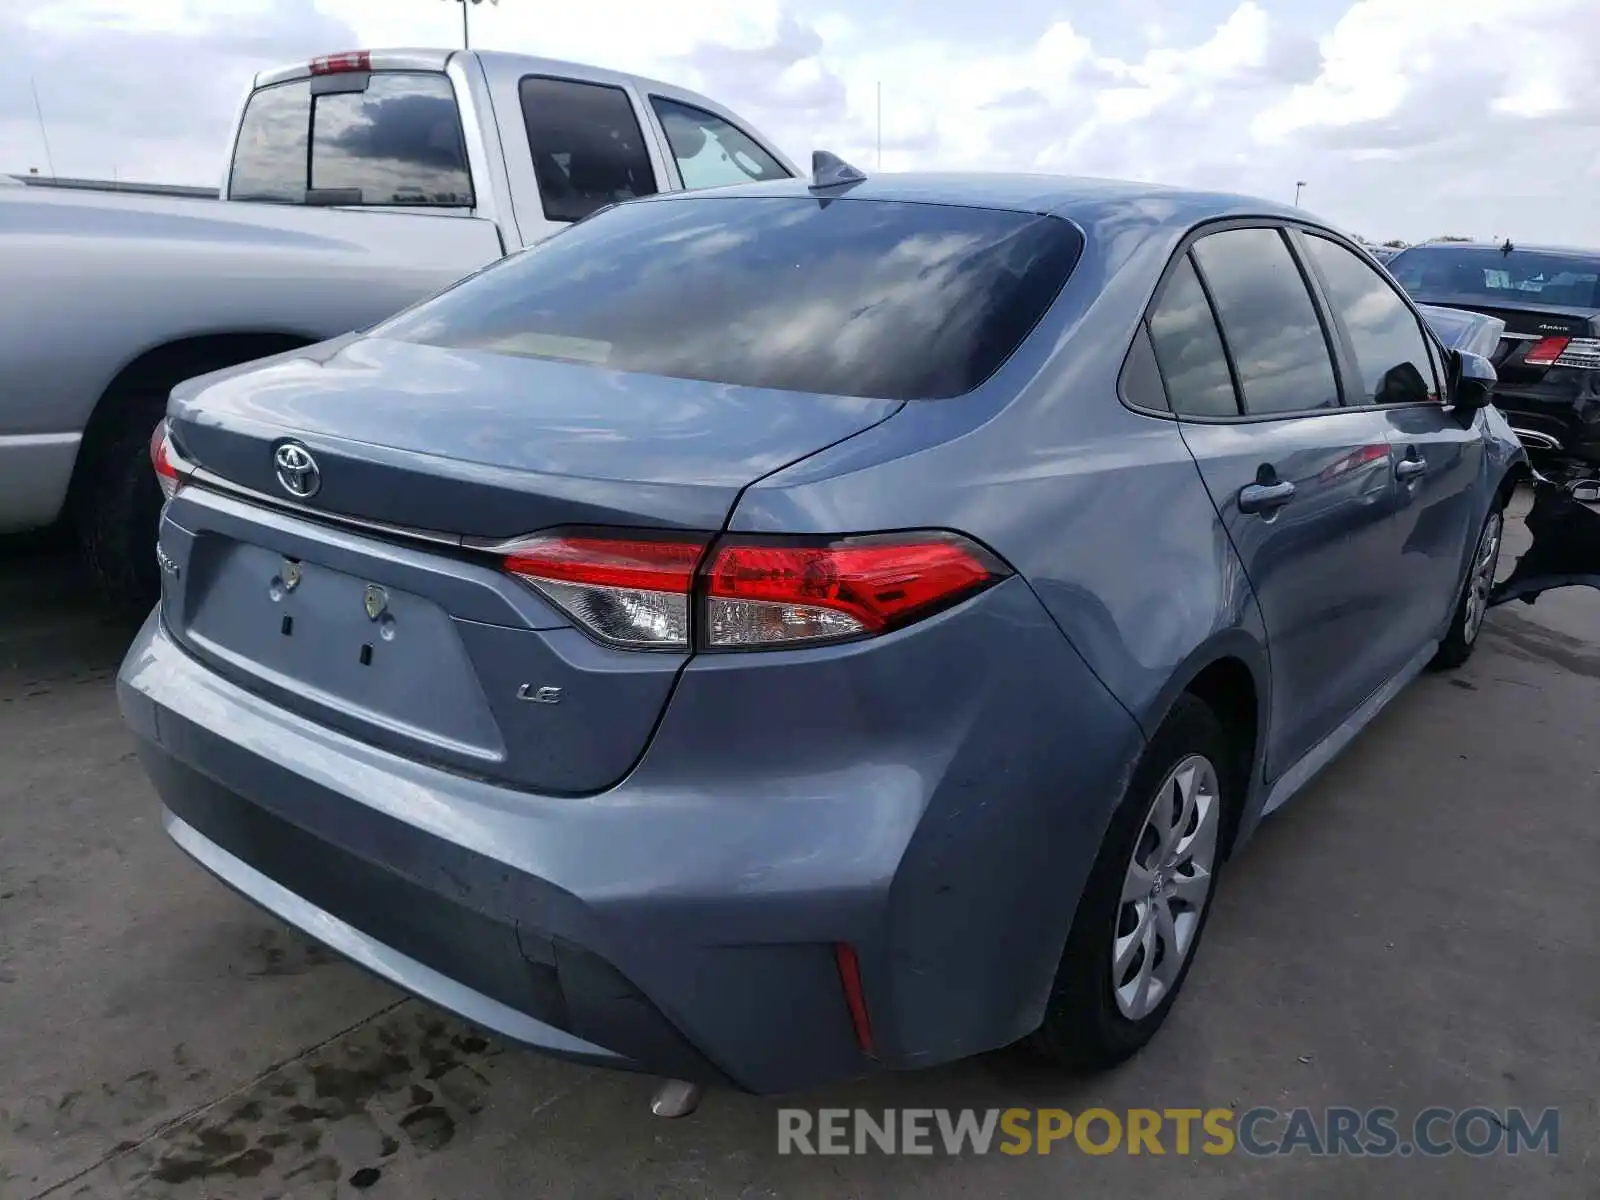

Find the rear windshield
[[229, 72, 472, 206], [1388, 246, 1600, 309], [375, 196, 1083, 400]]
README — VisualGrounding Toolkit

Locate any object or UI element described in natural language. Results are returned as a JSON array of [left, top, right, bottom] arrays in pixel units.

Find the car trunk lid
[[158, 335, 900, 793]]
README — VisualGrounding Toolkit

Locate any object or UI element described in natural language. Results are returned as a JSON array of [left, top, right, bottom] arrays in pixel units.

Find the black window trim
[[1293, 227, 1452, 412], [519, 73, 660, 225], [229, 71, 476, 209], [645, 93, 795, 191]]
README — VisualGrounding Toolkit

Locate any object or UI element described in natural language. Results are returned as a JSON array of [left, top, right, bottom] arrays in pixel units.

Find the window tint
[[311, 74, 472, 205], [1119, 324, 1169, 412], [1147, 256, 1238, 417], [375, 196, 1083, 401], [1305, 235, 1440, 405], [229, 74, 470, 206], [229, 81, 311, 202], [1192, 228, 1340, 416], [651, 97, 790, 189], [520, 77, 657, 222]]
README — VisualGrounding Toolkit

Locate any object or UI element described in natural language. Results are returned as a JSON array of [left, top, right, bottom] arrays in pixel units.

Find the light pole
[[441, 0, 498, 50], [1294, 180, 1307, 207]]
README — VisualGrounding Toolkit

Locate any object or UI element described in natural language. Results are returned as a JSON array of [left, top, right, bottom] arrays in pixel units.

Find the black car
[[1387, 242, 1600, 470]]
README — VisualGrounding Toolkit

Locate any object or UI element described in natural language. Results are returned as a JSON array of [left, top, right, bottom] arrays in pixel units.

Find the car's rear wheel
[[1030, 695, 1230, 1071], [1430, 502, 1504, 671]]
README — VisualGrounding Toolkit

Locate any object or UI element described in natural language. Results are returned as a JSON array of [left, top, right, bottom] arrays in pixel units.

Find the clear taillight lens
[[501, 530, 1007, 651], [150, 420, 184, 500], [503, 535, 708, 649]]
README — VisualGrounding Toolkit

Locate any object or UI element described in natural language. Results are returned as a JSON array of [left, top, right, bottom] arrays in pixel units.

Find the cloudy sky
[[4, 0, 1599, 245]]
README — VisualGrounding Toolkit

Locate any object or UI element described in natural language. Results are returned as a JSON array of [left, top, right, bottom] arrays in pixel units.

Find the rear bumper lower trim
[[163, 809, 632, 1068]]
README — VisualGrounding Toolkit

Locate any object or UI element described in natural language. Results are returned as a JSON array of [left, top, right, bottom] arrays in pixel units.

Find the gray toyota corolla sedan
[[120, 164, 1529, 1098]]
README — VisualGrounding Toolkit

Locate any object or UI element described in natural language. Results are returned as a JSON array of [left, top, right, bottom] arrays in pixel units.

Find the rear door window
[[1147, 256, 1239, 417], [1192, 227, 1342, 416], [375, 196, 1083, 400], [519, 77, 658, 222], [1302, 234, 1439, 405], [650, 97, 790, 189], [229, 73, 471, 205]]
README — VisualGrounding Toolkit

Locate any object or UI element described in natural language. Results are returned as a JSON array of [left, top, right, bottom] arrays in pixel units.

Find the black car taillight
[[1524, 336, 1600, 369], [501, 529, 1008, 651]]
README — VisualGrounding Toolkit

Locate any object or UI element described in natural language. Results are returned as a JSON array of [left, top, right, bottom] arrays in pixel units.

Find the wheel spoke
[[1152, 899, 1183, 990], [1122, 859, 1155, 903], [1113, 900, 1150, 978], [1168, 864, 1212, 908]]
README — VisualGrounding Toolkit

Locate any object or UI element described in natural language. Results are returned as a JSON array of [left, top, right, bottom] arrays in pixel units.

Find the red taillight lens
[[503, 534, 708, 648], [1524, 335, 1600, 370], [501, 529, 1006, 651], [1523, 336, 1571, 367], [150, 420, 183, 500], [310, 51, 372, 75], [702, 532, 1005, 648]]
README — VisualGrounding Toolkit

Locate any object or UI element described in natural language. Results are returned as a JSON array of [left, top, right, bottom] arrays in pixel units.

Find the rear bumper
[[119, 581, 1142, 1094], [1494, 388, 1600, 464]]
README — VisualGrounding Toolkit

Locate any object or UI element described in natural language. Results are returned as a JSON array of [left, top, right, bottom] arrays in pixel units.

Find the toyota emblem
[[273, 442, 321, 499]]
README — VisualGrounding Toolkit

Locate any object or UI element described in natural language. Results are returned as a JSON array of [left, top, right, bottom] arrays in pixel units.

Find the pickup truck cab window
[[229, 72, 472, 206], [311, 74, 472, 206], [519, 76, 658, 223], [650, 97, 790, 189]]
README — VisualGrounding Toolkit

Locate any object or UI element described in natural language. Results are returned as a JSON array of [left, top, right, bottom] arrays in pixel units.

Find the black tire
[[1429, 500, 1506, 671], [73, 388, 168, 618], [1029, 694, 1233, 1072]]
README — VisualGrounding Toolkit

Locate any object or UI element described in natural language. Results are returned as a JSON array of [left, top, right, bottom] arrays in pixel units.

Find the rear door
[[1297, 231, 1485, 659], [1157, 225, 1402, 778]]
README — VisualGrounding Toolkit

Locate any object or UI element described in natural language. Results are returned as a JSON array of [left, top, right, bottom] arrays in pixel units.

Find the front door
[[1296, 232, 1486, 655]]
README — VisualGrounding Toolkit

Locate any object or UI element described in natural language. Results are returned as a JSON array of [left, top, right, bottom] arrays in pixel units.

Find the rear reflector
[[150, 419, 184, 500], [500, 529, 1006, 651], [834, 943, 876, 1057], [310, 51, 372, 75]]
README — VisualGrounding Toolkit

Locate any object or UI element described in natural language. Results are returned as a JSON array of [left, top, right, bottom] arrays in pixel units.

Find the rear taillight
[[501, 530, 1006, 651], [1524, 336, 1600, 369], [504, 535, 708, 648], [309, 51, 372, 75], [150, 420, 185, 500], [702, 533, 1004, 647]]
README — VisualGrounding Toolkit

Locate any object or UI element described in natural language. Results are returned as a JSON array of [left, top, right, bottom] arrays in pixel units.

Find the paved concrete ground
[[2, 498, 1597, 1199]]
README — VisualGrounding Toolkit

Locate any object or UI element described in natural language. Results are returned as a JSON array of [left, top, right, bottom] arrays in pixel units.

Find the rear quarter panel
[[730, 195, 1272, 804]]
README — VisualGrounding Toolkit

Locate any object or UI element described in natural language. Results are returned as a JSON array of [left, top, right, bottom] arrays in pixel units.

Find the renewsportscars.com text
[[777, 1106, 1560, 1157]]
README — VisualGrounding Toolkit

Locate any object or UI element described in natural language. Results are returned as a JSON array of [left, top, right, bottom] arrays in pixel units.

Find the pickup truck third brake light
[[502, 531, 1009, 651]]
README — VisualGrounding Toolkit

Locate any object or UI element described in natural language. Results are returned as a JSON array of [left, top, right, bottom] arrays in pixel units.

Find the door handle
[[1238, 480, 1297, 514], [1395, 455, 1427, 481]]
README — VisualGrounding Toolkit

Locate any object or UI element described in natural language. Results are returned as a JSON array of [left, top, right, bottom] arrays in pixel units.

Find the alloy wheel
[[1112, 754, 1220, 1021]]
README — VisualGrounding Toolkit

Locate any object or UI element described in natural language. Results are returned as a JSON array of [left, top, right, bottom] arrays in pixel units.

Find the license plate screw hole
[[359, 643, 373, 666]]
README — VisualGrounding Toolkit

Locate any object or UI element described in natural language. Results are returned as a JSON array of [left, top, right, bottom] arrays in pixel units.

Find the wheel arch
[[67, 330, 317, 509], [1140, 632, 1270, 861]]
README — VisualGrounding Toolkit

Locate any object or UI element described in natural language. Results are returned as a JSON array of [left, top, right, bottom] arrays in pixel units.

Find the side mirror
[[1446, 348, 1496, 411]]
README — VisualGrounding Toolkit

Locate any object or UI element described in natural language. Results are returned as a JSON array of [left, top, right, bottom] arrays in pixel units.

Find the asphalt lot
[[2, 495, 1597, 1199]]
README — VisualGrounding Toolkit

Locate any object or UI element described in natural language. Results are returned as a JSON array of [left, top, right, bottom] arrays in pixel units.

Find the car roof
[[644, 172, 1310, 232]]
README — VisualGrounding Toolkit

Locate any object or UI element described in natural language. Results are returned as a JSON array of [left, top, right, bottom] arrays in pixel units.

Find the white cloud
[[3, 0, 1599, 244]]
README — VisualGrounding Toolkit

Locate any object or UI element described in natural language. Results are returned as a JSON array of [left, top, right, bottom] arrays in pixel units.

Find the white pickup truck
[[0, 49, 796, 608]]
